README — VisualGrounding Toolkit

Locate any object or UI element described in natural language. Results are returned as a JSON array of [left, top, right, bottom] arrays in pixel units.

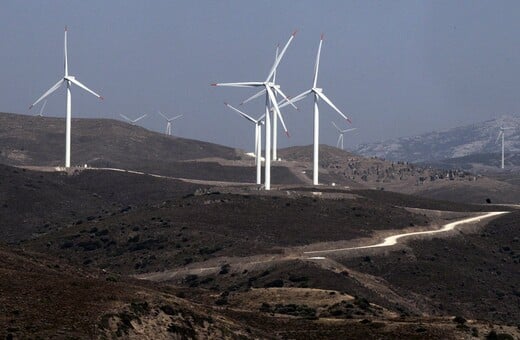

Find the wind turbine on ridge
[[212, 31, 298, 190], [280, 34, 351, 185], [29, 26, 103, 168], [119, 113, 148, 126], [224, 102, 266, 185], [332, 121, 356, 150], [496, 126, 514, 169], [158, 111, 183, 136]]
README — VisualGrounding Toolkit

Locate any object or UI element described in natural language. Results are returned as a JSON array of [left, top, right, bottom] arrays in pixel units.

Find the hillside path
[[137, 210, 509, 281]]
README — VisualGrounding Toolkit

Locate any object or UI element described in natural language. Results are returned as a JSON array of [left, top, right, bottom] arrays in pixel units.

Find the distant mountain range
[[354, 115, 520, 170]]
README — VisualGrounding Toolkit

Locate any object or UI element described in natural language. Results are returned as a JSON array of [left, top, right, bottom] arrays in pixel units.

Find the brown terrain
[[1, 112, 519, 339]]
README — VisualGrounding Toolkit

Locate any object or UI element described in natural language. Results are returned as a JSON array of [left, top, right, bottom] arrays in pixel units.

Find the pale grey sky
[[1, 1, 519, 151]]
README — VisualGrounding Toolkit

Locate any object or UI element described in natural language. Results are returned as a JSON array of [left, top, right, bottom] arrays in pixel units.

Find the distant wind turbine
[[37, 100, 47, 117], [496, 126, 514, 169], [29, 26, 103, 168], [212, 31, 298, 190], [280, 34, 351, 185], [224, 102, 265, 184], [332, 121, 356, 150], [158, 111, 182, 136], [119, 113, 147, 125]]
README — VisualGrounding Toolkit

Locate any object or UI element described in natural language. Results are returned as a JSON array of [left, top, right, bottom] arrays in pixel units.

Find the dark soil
[[338, 211, 520, 324]]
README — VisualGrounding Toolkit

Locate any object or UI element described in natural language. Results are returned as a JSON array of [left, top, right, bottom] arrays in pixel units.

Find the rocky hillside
[[354, 115, 520, 167], [0, 112, 239, 167]]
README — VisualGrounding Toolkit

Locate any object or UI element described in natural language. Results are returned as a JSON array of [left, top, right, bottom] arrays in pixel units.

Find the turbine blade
[[341, 127, 357, 133], [157, 111, 169, 121], [266, 30, 297, 82], [211, 82, 263, 88], [273, 44, 279, 84], [134, 114, 147, 122], [224, 102, 257, 124], [29, 79, 64, 109], [170, 114, 183, 121], [331, 121, 341, 132], [273, 86, 297, 110], [266, 86, 289, 135], [317, 91, 350, 122], [278, 89, 311, 109], [313, 34, 324, 88], [241, 89, 266, 105], [38, 100, 47, 116], [67, 77, 102, 99], [496, 131, 503, 143], [336, 134, 342, 148], [64, 26, 68, 77], [119, 113, 133, 122]]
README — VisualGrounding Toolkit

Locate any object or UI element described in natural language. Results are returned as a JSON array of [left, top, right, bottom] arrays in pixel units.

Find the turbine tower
[[29, 27, 103, 168], [212, 31, 298, 190], [281, 34, 351, 185], [496, 126, 514, 169], [332, 121, 356, 150], [272, 44, 280, 161], [119, 113, 148, 126], [158, 111, 183, 136], [224, 102, 267, 184]]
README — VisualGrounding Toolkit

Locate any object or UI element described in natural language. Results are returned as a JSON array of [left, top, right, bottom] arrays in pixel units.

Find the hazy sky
[[1, 1, 519, 151]]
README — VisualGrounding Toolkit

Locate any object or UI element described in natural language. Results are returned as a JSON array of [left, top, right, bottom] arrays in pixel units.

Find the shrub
[[264, 279, 284, 288]]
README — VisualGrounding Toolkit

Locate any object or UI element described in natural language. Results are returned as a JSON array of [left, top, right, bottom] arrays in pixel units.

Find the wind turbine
[[332, 121, 356, 150], [158, 111, 183, 136], [496, 126, 514, 169], [212, 31, 298, 190], [29, 26, 103, 168], [281, 34, 351, 185], [119, 113, 148, 126], [224, 102, 266, 184], [37, 100, 47, 117]]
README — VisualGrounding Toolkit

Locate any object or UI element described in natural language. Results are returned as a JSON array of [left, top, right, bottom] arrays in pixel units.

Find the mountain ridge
[[354, 114, 520, 168]]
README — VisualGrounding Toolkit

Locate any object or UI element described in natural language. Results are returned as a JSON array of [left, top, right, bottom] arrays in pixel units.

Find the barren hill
[[279, 144, 520, 204], [0, 112, 239, 166], [0, 112, 304, 184]]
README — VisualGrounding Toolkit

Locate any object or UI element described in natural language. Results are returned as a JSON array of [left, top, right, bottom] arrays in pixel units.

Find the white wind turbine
[[281, 34, 351, 185], [212, 31, 298, 190], [119, 113, 147, 126], [496, 126, 514, 169], [224, 102, 266, 184], [332, 121, 356, 150], [37, 100, 47, 117], [158, 111, 183, 136], [29, 26, 103, 168]]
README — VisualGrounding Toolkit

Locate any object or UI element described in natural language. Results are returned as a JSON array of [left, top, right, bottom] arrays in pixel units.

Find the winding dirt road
[[302, 211, 509, 255], [137, 210, 510, 282]]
